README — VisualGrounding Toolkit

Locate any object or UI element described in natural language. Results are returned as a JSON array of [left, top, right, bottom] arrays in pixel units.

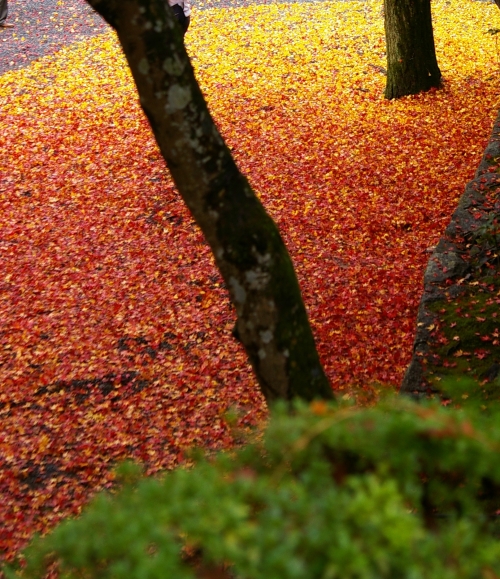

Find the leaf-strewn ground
[[1, 0, 500, 561]]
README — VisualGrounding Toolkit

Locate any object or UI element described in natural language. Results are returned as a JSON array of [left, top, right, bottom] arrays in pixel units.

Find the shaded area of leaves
[[1, 0, 500, 562]]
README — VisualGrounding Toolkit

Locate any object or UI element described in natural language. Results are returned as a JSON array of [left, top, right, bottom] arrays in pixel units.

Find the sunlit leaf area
[[1, 0, 500, 560]]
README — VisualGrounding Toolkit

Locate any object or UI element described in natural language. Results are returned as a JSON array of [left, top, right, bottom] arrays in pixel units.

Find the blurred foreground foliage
[[6, 397, 500, 579]]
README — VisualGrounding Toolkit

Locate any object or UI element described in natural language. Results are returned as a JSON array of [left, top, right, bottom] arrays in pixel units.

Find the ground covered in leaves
[[1, 0, 500, 562]]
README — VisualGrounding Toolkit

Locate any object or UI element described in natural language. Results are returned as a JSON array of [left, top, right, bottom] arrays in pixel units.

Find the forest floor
[[1, 0, 500, 564]]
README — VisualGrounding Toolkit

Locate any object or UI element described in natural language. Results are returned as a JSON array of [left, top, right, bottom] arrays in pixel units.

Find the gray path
[[0, 0, 107, 75]]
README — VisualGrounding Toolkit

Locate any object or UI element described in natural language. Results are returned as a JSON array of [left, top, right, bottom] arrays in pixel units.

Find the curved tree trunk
[[84, 0, 333, 403], [384, 0, 441, 99]]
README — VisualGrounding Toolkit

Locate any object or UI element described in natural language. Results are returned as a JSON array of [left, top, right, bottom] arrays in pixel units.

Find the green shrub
[[7, 398, 500, 579]]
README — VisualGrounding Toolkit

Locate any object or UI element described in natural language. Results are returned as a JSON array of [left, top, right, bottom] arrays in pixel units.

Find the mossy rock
[[425, 282, 500, 407]]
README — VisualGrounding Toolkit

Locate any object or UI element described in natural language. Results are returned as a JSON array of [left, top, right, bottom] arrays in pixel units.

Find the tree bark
[[384, 0, 441, 99], [83, 0, 333, 403]]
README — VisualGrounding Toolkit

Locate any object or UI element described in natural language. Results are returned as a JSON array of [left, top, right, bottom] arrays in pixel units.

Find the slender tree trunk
[[84, 0, 333, 403], [384, 0, 441, 99]]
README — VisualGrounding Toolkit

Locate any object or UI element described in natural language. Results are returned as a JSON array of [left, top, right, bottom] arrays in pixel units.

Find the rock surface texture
[[401, 111, 500, 399]]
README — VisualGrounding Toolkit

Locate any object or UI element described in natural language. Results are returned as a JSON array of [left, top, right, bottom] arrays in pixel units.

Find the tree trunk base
[[384, 0, 441, 99]]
